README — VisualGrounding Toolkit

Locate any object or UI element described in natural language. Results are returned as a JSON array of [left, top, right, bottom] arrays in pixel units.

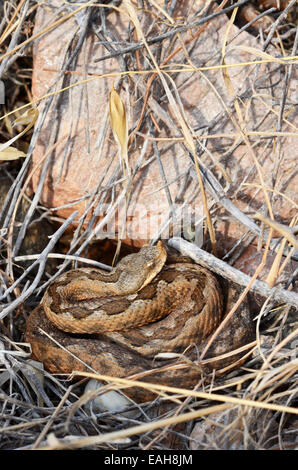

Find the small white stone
[[83, 379, 138, 418]]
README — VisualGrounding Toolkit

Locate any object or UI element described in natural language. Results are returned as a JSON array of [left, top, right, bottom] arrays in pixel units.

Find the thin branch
[[168, 237, 298, 309], [94, 0, 250, 63], [0, 212, 78, 319]]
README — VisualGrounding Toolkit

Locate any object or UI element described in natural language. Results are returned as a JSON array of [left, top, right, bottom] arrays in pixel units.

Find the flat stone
[[30, 0, 297, 276]]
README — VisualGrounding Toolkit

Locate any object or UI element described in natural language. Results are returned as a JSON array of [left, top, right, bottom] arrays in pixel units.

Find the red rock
[[31, 0, 297, 279]]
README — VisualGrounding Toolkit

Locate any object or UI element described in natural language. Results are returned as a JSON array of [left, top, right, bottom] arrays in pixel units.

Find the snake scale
[[26, 242, 253, 400]]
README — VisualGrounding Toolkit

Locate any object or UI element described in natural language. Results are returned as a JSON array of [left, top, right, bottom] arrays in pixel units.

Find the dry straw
[[0, 0, 297, 451]]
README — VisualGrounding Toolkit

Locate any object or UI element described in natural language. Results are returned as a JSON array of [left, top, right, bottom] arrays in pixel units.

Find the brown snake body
[[26, 242, 253, 400], [42, 242, 223, 353]]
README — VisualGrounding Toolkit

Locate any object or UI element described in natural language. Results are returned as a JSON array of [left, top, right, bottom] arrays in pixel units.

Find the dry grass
[[0, 0, 297, 450]]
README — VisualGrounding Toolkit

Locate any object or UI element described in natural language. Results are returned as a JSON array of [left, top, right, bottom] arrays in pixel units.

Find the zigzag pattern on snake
[[42, 242, 224, 358]]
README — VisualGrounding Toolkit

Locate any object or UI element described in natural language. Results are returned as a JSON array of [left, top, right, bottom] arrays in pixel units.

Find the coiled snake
[[26, 242, 253, 400]]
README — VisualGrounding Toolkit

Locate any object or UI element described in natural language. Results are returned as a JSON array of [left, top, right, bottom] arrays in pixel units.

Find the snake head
[[116, 241, 167, 292], [140, 241, 167, 289]]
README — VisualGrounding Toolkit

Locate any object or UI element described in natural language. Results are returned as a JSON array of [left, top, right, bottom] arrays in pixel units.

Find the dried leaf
[[0, 107, 38, 153], [0, 146, 26, 160], [229, 45, 284, 64], [109, 86, 129, 174], [13, 107, 38, 127]]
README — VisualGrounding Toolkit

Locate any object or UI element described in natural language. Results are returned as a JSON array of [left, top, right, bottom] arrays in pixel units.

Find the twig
[[262, 0, 297, 51], [94, 0, 250, 63], [0, 212, 78, 319], [11, 253, 112, 271], [168, 237, 298, 309]]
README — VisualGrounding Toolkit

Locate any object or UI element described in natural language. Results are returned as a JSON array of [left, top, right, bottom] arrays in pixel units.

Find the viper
[[26, 242, 254, 400]]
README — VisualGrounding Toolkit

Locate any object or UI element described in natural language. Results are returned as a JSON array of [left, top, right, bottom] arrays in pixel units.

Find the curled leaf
[[13, 107, 38, 127], [0, 107, 38, 153]]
